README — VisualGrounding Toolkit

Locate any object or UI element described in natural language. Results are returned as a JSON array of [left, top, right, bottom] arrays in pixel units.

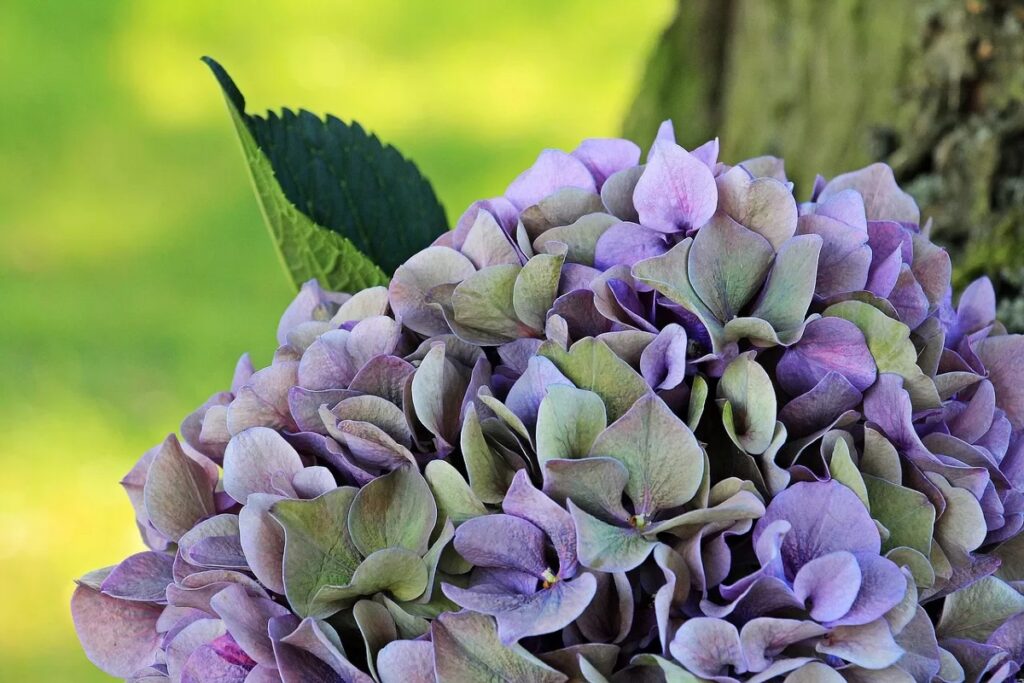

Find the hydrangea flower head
[[74, 122, 1024, 682]]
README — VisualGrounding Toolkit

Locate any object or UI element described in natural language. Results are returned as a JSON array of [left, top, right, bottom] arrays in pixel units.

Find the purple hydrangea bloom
[[74, 122, 1024, 682]]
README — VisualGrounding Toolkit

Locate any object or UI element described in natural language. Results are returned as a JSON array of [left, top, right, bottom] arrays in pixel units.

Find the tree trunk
[[625, 0, 1024, 329]]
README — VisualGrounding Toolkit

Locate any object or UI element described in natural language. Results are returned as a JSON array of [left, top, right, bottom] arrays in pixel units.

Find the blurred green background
[[0, 1, 673, 679]]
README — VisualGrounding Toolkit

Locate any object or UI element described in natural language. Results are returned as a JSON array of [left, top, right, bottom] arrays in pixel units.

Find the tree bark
[[625, 0, 1024, 328]]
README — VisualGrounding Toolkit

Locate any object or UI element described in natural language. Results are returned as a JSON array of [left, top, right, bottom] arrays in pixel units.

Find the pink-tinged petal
[[634, 140, 718, 234], [572, 138, 641, 188], [593, 221, 670, 270], [223, 428, 303, 503], [210, 584, 290, 667], [651, 119, 676, 149], [180, 640, 253, 683], [505, 149, 597, 210], [388, 246, 476, 337], [792, 551, 862, 622], [818, 163, 919, 224], [816, 618, 903, 669], [377, 640, 435, 683], [777, 317, 876, 396], [276, 280, 348, 347], [143, 435, 217, 542], [228, 361, 299, 435], [668, 617, 746, 678], [974, 334, 1024, 430], [889, 264, 929, 329], [739, 618, 826, 672], [238, 493, 287, 595], [71, 585, 163, 677], [451, 197, 520, 250]]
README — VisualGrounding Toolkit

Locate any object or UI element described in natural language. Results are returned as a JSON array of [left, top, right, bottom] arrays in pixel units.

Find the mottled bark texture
[[625, 0, 1024, 328]]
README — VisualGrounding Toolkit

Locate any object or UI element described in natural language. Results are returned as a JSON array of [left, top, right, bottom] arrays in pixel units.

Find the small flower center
[[541, 568, 559, 589], [629, 513, 649, 530]]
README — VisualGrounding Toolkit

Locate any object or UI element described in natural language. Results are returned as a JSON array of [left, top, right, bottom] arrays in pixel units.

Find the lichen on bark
[[625, 0, 1024, 329]]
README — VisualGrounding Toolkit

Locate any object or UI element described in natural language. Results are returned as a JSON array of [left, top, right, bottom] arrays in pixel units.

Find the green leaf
[[538, 337, 649, 421], [270, 487, 362, 618], [348, 466, 437, 557], [204, 58, 446, 289], [536, 385, 607, 464], [937, 576, 1024, 642], [432, 611, 568, 683], [863, 475, 934, 557], [823, 300, 940, 410]]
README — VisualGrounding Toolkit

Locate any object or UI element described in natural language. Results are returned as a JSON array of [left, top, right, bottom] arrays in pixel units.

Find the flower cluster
[[74, 121, 1024, 682]]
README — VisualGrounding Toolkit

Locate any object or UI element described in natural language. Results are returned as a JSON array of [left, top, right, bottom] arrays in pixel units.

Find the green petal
[[536, 385, 608, 464], [570, 501, 655, 572], [717, 353, 777, 455], [271, 487, 362, 618], [513, 252, 565, 332], [348, 466, 437, 557], [824, 300, 940, 410], [424, 460, 487, 525], [589, 394, 704, 514], [432, 611, 567, 683], [539, 337, 649, 422]]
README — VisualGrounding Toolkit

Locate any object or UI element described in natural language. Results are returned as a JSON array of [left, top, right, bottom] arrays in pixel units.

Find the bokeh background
[[0, 1, 675, 679]]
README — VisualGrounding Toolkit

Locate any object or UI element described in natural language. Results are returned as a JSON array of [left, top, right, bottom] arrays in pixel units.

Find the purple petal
[[755, 480, 879, 577], [818, 163, 919, 224], [504, 356, 572, 431], [505, 149, 597, 210], [377, 640, 434, 683], [778, 317, 877, 396], [443, 574, 597, 644], [826, 553, 909, 627], [640, 323, 689, 391], [454, 513, 548, 577], [502, 470, 578, 577], [792, 551, 861, 622], [668, 617, 745, 678], [210, 584, 291, 667], [223, 428, 303, 503], [634, 140, 718, 234], [238, 493, 287, 595], [975, 335, 1024, 430], [739, 618, 826, 673], [100, 551, 174, 603], [572, 138, 641, 188], [593, 221, 670, 270], [778, 371, 861, 438]]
